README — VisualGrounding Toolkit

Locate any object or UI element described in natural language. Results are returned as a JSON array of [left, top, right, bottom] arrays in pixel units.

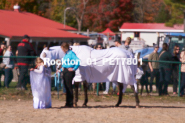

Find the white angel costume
[[30, 65, 52, 109]]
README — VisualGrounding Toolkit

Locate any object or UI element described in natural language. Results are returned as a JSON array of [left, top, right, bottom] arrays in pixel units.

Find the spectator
[[40, 44, 50, 60], [73, 42, 80, 46], [114, 35, 122, 47], [140, 65, 150, 95], [0, 41, 5, 87], [3, 45, 7, 55], [16, 35, 36, 90], [115, 37, 133, 53], [92, 44, 103, 93], [158, 43, 172, 96], [172, 46, 180, 95], [135, 62, 143, 92], [180, 47, 185, 96], [3, 45, 14, 88], [103, 45, 117, 94], [148, 45, 159, 93], [115, 37, 133, 95]]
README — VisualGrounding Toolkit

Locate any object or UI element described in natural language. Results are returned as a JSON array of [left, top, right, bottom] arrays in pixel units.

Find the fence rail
[[0, 56, 184, 97]]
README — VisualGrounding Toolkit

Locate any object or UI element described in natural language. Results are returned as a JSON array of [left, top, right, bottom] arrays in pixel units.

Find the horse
[[40, 45, 140, 107]]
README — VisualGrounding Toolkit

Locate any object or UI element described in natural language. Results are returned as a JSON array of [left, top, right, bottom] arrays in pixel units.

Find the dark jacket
[[159, 50, 172, 69], [17, 39, 36, 65], [140, 71, 150, 85], [172, 54, 180, 68]]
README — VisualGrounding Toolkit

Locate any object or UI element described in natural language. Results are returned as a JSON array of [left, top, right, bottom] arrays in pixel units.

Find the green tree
[[50, 0, 89, 31], [0, 0, 6, 9], [155, 4, 171, 23], [164, 0, 185, 26]]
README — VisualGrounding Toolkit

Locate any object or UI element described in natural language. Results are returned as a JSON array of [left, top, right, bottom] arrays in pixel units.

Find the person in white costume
[[30, 58, 52, 109]]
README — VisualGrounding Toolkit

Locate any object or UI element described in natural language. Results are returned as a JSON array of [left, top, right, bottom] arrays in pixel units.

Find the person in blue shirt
[[59, 42, 80, 107]]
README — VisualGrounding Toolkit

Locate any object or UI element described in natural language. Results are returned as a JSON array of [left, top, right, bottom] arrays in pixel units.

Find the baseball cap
[[154, 44, 159, 48]]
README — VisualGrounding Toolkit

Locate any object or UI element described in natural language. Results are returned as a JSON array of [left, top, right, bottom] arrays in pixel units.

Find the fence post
[[178, 64, 181, 97], [97, 83, 99, 96]]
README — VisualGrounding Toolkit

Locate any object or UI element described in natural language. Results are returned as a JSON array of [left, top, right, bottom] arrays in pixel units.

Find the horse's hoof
[[115, 103, 120, 107], [74, 103, 77, 107], [136, 105, 140, 108], [82, 104, 87, 107]]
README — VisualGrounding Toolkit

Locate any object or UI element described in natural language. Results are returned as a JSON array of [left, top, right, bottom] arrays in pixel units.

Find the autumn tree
[[0, 0, 50, 17], [83, 0, 133, 32]]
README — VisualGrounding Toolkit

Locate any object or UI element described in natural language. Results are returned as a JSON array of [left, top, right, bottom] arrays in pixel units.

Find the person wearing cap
[[0, 41, 5, 87], [148, 44, 160, 93], [16, 35, 36, 90]]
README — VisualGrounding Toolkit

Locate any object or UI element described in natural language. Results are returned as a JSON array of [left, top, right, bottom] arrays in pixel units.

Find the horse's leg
[[131, 85, 140, 108], [115, 82, 123, 107], [74, 82, 79, 107], [82, 81, 88, 107]]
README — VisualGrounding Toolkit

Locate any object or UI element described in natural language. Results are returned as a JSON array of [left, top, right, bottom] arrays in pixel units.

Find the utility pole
[[64, 7, 72, 28]]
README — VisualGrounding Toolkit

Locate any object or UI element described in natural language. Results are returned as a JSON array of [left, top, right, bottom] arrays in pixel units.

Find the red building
[[0, 5, 88, 54], [119, 23, 184, 46]]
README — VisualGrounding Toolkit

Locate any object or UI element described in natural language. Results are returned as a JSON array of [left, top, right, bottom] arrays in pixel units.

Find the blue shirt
[[60, 50, 80, 72]]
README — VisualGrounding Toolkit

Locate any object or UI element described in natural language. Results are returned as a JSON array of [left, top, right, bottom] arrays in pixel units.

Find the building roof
[[120, 23, 184, 32], [0, 10, 88, 39], [101, 28, 115, 36]]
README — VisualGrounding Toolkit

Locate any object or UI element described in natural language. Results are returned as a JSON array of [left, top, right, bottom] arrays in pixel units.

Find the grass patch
[[1, 81, 185, 104]]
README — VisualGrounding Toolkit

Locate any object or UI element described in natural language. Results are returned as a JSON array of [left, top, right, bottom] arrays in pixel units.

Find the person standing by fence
[[16, 35, 36, 90], [180, 47, 185, 96], [172, 46, 180, 95], [148, 45, 159, 93], [158, 43, 172, 96], [3, 45, 14, 88]]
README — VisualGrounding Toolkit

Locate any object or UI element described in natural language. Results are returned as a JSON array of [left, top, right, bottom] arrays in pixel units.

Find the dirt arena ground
[[1, 94, 185, 123]]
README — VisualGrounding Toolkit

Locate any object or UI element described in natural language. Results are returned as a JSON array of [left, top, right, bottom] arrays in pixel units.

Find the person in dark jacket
[[16, 35, 36, 90], [158, 43, 172, 96], [140, 65, 150, 95], [172, 46, 180, 95]]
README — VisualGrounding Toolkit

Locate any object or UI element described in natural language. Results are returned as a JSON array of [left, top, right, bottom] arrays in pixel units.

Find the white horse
[[40, 45, 139, 107]]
